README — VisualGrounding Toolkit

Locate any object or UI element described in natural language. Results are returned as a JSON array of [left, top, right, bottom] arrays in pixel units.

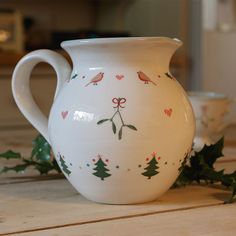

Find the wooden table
[[1, 128, 236, 236]]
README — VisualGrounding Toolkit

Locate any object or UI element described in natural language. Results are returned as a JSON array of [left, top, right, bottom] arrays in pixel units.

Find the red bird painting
[[137, 71, 156, 86], [85, 72, 104, 87]]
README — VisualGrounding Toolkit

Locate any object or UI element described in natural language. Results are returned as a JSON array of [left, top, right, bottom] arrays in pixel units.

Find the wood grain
[[0, 179, 231, 235], [17, 204, 236, 236]]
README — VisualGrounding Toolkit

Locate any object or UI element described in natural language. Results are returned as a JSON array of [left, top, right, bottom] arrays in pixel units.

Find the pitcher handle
[[12, 49, 72, 144]]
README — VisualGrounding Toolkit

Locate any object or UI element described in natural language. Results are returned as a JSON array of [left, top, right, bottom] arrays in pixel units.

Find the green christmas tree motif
[[142, 152, 159, 179], [59, 154, 71, 176], [93, 156, 111, 180], [178, 152, 189, 173]]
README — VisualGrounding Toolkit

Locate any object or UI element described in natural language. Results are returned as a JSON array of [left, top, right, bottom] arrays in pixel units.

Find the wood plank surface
[[0, 179, 232, 235], [17, 204, 236, 236], [0, 129, 36, 153]]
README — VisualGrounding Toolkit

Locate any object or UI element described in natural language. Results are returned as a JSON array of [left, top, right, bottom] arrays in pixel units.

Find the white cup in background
[[188, 91, 236, 150]]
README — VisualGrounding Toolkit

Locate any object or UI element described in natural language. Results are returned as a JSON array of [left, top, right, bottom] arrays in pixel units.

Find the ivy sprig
[[0, 135, 61, 175]]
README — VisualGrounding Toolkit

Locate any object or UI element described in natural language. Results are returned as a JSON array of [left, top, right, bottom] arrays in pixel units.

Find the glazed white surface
[[12, 37, 195, 204]]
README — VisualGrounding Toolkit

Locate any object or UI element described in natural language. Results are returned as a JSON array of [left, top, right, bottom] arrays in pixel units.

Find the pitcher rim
[[61, 37, 182, 48]]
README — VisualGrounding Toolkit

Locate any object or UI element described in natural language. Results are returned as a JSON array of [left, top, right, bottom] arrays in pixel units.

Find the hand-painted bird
[[85, 72, 104, 87], [137, 71, 156, 86]]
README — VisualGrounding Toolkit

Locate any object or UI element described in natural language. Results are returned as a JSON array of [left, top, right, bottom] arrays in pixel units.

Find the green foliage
[[31, 135, 51, 161], [174, 137, 236, 203], [178, 153, 188, 173], [0, 135, 61, 175], [0, 150, 21, 159]]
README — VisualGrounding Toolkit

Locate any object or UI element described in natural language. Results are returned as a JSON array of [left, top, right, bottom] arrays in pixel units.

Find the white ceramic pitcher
[[12, 37, 195, 204]]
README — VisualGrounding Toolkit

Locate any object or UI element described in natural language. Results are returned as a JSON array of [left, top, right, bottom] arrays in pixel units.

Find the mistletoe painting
[[97, 97, 137, 140]]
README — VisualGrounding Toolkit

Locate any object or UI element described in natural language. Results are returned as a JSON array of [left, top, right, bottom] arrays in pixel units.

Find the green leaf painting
[[97, 98, 137, 140]]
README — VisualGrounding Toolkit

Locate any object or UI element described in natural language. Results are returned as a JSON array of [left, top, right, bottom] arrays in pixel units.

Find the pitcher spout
[[170, 38, 183, 51]]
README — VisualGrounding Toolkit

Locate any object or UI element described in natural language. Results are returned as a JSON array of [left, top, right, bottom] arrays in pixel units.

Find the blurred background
[[0, 0, 235, 129]]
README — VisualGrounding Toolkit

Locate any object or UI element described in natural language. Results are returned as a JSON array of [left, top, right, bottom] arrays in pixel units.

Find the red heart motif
[[61, 111, 68, 119], [164, 108, 172, 117], [116, 75, 124, 80]]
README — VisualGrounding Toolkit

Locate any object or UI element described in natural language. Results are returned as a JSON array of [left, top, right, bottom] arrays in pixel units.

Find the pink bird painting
[[137, 71, 157, 86], [85, 72, 104, 87]]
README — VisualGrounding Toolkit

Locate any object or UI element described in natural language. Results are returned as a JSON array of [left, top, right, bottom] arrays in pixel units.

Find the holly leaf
[[52, 159, 62, 173], [34, 162, 55, 175], [125, 125, 137, 131], [0, 134, 62, 175], [0, 150, 21, 159], [228, 182, 236, 203], [173, 137, 236, 203], [97, 119, 109, 125], [112, 121, 116, 134], [0, 164, 29, 173], [31, 135, 51, 161], [196, 137, 224, 168], [221, 171, 236, 187], [118, 127, 123, 140]]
